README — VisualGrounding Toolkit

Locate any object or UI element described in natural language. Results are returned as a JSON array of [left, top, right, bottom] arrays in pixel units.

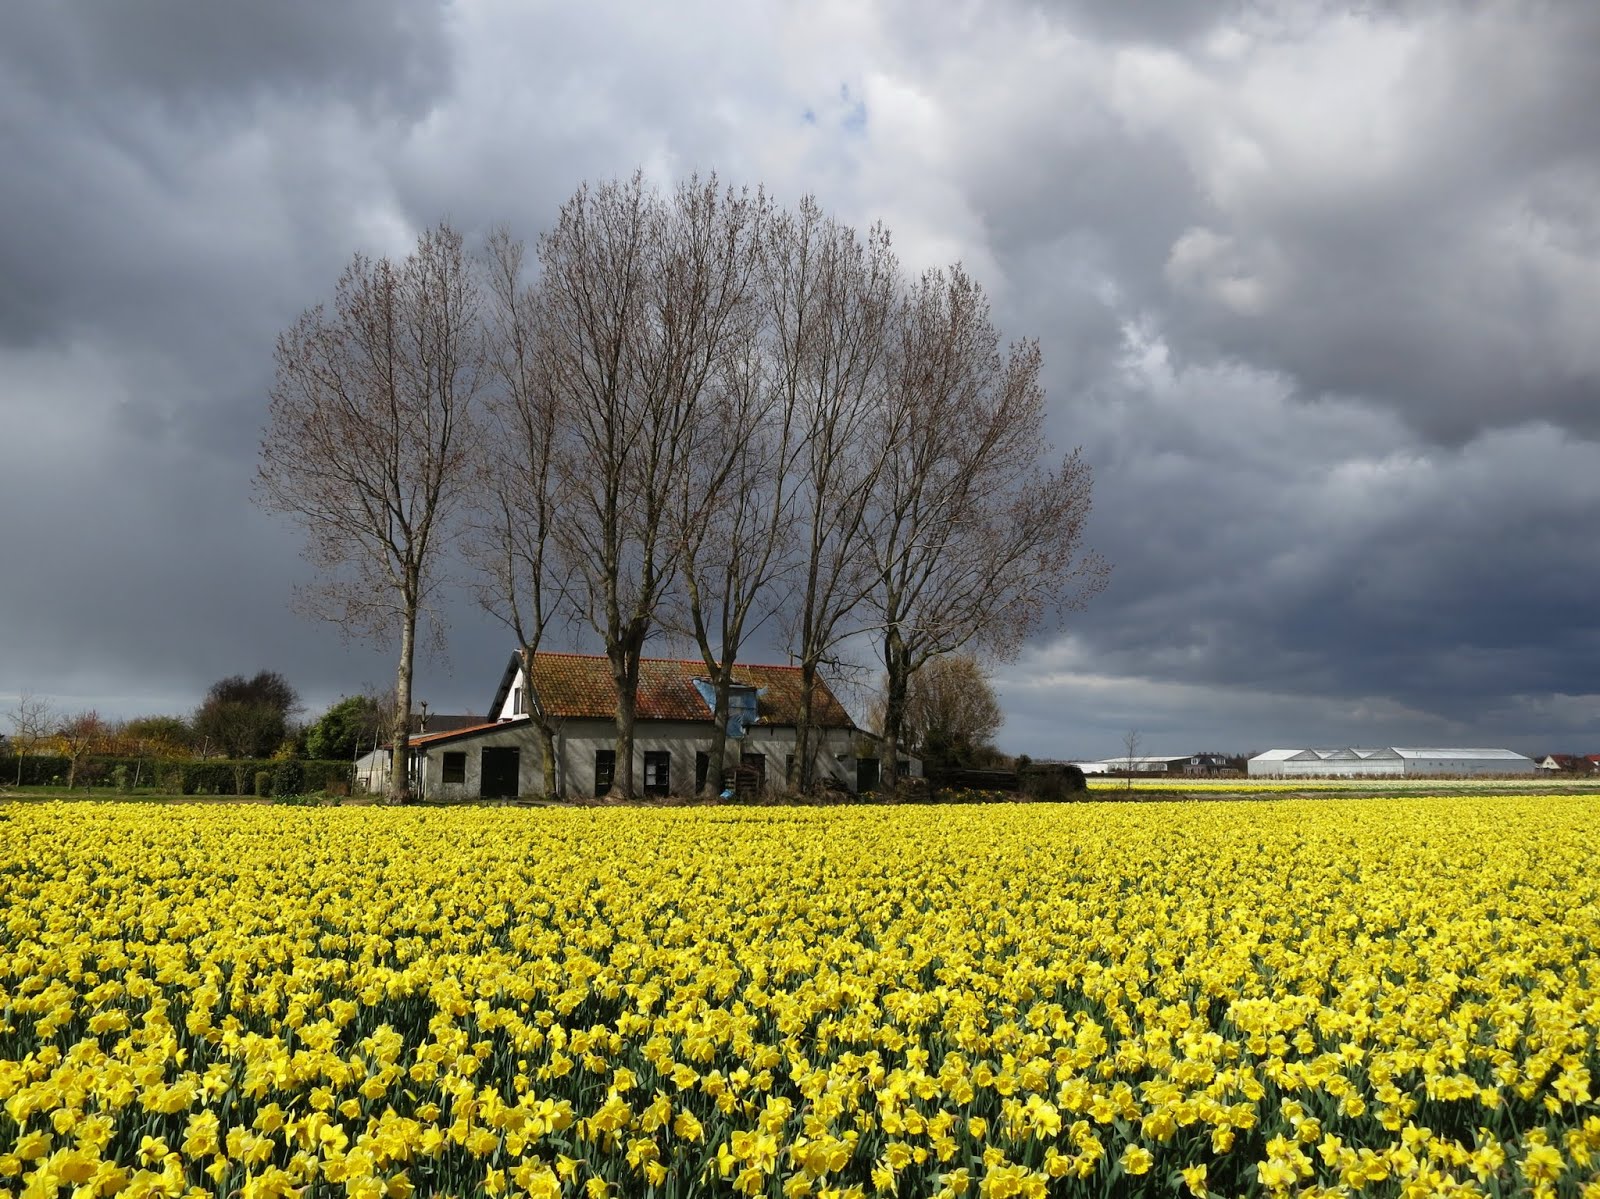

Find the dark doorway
[[740, 752, 767, 794], [856, 756, 880, 794], [481, 746, 520, 799]]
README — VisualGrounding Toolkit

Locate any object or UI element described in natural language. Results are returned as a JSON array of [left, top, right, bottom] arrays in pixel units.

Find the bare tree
[[465, 229, 572, 798], [55, 710, 108, 790], [664, 198, 794, 794], [539, 174, 762, 798], [898, 653, 1004, 767], [258, 224, 484, 802], [6, 692, 55, 786], [1122, 728, 1141, 791], [868, 265, 1107, 792], [769, 198, 900, 789], [121, 715, 193, 757]]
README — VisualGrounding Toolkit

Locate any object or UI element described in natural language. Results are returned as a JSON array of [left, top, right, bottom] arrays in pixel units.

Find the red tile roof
[[526, 652, 856, 728]]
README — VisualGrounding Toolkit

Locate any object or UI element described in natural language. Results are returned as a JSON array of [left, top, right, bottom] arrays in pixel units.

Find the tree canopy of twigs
[[867, 264, 1106, 791], [891, 653, 1006, 769], [260, 176, 1104, 799], [258, 224, 483, 803]]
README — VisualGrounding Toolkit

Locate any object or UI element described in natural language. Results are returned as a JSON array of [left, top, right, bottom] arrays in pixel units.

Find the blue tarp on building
[[691, 678, 761, 739]]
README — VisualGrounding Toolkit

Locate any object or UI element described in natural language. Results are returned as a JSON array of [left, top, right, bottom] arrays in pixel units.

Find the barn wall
[[1398, 755, 1535, 776], [1248, 755, 1403, 778], [417, 719, 866, 799]]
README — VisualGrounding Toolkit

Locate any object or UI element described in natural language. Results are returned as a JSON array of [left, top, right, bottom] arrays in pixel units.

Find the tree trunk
[[880, 628, 911, 795], [794, 660, 818, 790], [608, 634, 644, 800], [536, 725, 558, 801], [520, 648, 561, 801], [611, 686, 636, 800], [389, 606, 416, 804], [704, 678, 730, 796]]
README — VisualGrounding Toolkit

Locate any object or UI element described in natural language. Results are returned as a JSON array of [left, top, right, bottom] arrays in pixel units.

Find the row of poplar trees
[[258, 173, 1105, 801]]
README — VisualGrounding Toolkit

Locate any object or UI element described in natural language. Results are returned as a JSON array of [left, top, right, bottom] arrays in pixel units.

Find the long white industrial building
[[1248, 747, 1535, 777]]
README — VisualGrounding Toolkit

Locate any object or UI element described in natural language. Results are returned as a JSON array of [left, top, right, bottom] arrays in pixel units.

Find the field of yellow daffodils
[[3, 798, 1598, 1199]]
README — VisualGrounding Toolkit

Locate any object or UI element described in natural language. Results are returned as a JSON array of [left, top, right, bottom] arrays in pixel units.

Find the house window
[[644, 751, 671, 796], [442, 752, 466, 785], [594, 749, 616, 797], [785, 754, 795, 784], [695, 751, 710, 793], [513, 686, 524, 715]]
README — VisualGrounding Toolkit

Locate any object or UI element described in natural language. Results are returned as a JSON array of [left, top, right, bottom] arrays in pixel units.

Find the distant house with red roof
[[405, 651, 878, 800], [1537, 753, 1595, 773]]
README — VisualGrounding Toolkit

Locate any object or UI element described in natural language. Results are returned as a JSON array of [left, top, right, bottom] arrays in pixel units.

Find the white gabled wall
[[416, 719, 868, 800], [494, 665, 527, 722]]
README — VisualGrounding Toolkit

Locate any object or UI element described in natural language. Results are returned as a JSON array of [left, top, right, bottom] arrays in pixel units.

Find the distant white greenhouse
[[1247, 747, 1535, 778]]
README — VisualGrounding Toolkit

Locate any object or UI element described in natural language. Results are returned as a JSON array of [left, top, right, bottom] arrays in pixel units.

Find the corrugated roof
[[367, 714, 497, 750], [526, 652, 856, 729], [1094, 754, 1190, 766], [411, 714, 482, 735], [1392, 747, 1531, 760], [408, 719, 514, 747], [1253, 746, 1529, 762]]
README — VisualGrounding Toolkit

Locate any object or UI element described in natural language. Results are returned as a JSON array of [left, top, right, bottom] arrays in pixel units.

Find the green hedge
[[0, 756, 352, 795], [1, 754, 72, 786]]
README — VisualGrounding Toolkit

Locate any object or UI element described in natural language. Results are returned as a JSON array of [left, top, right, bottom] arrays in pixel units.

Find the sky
[[3, 0, 1598, 761]]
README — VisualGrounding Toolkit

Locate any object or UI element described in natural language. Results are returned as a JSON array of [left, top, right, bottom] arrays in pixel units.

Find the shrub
[[1018, 762, 1087, 802], [254, 770, 273, 798], [301, 760, 354, 792], [272, 760, 305, 798], [178, 761, 248, 795]]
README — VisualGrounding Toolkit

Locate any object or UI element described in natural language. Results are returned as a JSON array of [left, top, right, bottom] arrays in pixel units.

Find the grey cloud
[[1048, 351, 1600, 746], [1149, 5, 1600, 442], [911, 3, 1600, 445], [1032, 0, 1230, 46], [2, 1, 453, 117], [3, 0, 1598, 763]]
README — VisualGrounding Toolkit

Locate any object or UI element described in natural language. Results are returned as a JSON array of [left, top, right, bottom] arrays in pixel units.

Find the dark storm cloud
[[846, 0, 1600, 753], [0, 1, 462, 718], [1, 0, 1596, 758], [0, 1, 452, 354], [2, 1, 452, 115], [1148, 4, 1600, 444], [1009, 352, 1600, 752]]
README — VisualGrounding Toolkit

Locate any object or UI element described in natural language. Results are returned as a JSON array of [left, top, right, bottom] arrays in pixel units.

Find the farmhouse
[[1247, 747, 1535, 778], [403, 651, 885, 800]]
